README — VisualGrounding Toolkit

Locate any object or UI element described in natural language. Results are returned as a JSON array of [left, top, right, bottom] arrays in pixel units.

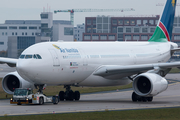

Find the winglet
[[149, 0, 177, 42]]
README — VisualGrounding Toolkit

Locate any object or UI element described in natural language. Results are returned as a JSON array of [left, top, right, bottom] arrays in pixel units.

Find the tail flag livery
[[149, 0, 177, 42]]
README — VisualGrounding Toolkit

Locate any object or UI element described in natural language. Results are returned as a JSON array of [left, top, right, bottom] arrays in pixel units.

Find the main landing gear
[[59, 85, 80, 101], [132, 92, 153, 102]]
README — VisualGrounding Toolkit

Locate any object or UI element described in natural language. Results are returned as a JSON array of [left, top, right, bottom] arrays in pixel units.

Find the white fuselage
[[16, 41, 175, 87]]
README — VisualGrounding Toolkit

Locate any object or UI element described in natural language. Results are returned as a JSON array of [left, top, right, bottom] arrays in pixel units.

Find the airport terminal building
[[83, 15, 180, 46], [74, 23, 85, 41], [0, 12, 73, 58]]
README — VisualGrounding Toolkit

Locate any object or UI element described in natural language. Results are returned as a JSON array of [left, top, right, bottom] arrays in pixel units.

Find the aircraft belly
[[78, 75, 132, 87]]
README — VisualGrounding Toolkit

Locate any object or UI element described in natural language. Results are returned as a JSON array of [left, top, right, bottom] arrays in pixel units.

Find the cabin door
[[49, 49, 60, 67]]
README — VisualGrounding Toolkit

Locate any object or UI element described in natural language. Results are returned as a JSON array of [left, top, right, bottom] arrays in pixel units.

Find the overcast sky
[[0, 0, 179, 26]]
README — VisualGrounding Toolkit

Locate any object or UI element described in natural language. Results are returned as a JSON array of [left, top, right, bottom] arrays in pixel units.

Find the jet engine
[[133, 73, 168, 97], [2, 71, 34, 94]]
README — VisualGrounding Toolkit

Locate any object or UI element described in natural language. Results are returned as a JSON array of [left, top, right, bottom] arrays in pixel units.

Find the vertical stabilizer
[[149, 0, 177, 42]]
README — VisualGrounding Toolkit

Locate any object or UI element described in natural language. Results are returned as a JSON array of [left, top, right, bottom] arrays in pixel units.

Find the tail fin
[[148, 0, 177, 42]]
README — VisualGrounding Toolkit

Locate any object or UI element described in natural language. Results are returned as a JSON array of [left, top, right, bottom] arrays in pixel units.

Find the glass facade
[[83, 16, 165, 41], [64, 27, 73, 35], [125, 35, 131, 40], [109, 35, 115, 40], [150, 28, 155, 33], [149, 20, 154, 25], [118, 20, 123, 25], [137, 20, 141, 25], [41, 14, 48, 19], [0, 26, 7, 29], [124, 20, 129, 25], [17, 37, 35, 49], [118, 28, 123, 32], [112, 27, 117, 33], [87, 26, 91, 33], [93, 26, 96, 33], [100, 35, 107, 40], [93, 19, 96, 25], [9, 26, 17, 29], [130, 20, 135, 25], [142, 28, 148, 33], [126, 28, 131, 33], [84, 35, 91, 40], [97, 17, 102, 23], [112, 19, 117, 25], [19, 26, 27, 29], [29, 27, 37, 29], [96, 16, 111, 34], [87, 20, 91, 25], [41, 23, 48, 28], [143, 20, 148, 25], [92, 35, 99, 40], [133, 35, 139, 40], [174, 35, 180, 40], [141, 35, 148, 40], [134, 28, 140, 33]]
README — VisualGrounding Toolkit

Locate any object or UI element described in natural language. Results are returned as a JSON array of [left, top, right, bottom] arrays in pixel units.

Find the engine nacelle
[[2, 71, 34, 94], [133, 73, 168, 97]]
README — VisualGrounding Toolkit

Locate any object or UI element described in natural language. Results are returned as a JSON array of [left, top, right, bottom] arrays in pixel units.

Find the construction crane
[[156, 3, 180, 6], [54, 8, 135, 26]]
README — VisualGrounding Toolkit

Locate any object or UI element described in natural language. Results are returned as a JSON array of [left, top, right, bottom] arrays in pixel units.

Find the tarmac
[[0, 64, 180, 116]]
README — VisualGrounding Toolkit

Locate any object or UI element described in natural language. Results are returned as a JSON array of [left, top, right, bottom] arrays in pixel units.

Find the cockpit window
[[33, 54, 37, 59], [19, 54, 42, 59], [36, 54, 42, 59], [25, 55, 32, 59], [19, 55, 25, 59]]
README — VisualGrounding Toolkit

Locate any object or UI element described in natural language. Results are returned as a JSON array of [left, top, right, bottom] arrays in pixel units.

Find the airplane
[[0, 0, 180, 102]]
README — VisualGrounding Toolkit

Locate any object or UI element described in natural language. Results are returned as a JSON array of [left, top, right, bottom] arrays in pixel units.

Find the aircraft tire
[[132, 92, 138, 102], [68, 90, 74, 101], [59, 91, 65, 101], [147, 97, 153, 102], [74, 91, 80, 101], [142, 97, 147, 102]]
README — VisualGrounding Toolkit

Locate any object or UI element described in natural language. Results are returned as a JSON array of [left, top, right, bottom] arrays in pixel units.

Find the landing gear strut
[[132, 92, 153, 102], [34, 84, 45, 94], [59, 85, 80, 101]]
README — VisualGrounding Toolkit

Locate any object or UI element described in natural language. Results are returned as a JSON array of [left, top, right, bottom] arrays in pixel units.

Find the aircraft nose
[[16, 60, 30, 75]]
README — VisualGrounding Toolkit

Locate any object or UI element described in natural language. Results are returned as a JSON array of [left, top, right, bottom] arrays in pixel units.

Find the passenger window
[[25, 55, 32, 59], [19, 55, 25, 59], [33, 54, 37, 59], [36, 54, 42, 59]]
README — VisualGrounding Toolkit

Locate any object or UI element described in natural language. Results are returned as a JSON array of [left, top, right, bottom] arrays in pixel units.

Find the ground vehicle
[[10, 88, 59, 105]]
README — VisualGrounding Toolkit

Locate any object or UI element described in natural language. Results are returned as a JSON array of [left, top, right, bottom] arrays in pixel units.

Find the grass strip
[[1, 107, 180, 120], [169, 67, 180, 73]]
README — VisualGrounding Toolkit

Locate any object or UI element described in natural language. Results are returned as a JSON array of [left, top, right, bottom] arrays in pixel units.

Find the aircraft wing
[[0, 57, 17, 67], [94, 62, 180, 77]]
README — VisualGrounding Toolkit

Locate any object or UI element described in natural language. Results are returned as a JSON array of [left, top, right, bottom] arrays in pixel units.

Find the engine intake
[[2, 71, 34, 94], [133, 73, 168, 96]]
